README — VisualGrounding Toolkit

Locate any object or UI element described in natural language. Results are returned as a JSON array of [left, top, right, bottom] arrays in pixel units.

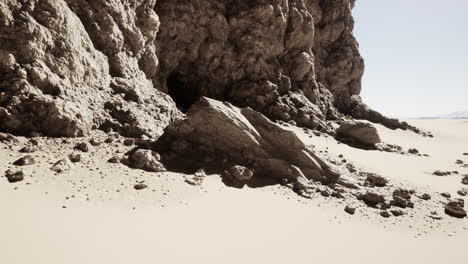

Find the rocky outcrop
[[153, 97, 351, 185], [0, 0, 180, 137], [1, 0, 414, 138]]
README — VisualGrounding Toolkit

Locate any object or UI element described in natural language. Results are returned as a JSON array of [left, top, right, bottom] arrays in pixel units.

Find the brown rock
[[5, 170, 24, 183], [226, 166, 254, 181], [51, 159, 72, 173], [134, 183, 148, 190], [362, 192, 385, 207], [336, 121, 381, 146], [129, 149, 165, 172], [69, 153, 82, 163], [365, 173, 388, 187], [344, 205, 356, 215], [380, 211, 391, 218], [13, 155, 36, 166], [445, 200, 467, 218], [154, 97, 345, 186], [74, 143, 90, 153]]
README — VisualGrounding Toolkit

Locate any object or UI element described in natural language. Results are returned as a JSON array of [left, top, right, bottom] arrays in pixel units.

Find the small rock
[[457, 189, 467, 197], [408, 148, 419, 154], [13, 155, 36, 166], [104, 138, 114, 144], [123, 138, 135, 146], [362, 191, 385, 207], [380, 211, 391, 218], [390, 209, 405, 217], [134, 183, 148, 190], [226, 165, 254, 181], [463, 153, 468, 156], [456, 160, 464, 165], [331, 191, 344, 199], [346, 163, 357, 173], [344, 205, 356, 215], [89, 139, 101, 146], [68, 153, 81, 163], [5, 170, 24, 183], [321, 189, 331, 197], [444, 200, 467, 218], [462, 176, 468, 185], [129, 149, 165, 172], [19, 145, 38, 153], [391, 189, 414, 208], [433, 170, 451, 176], [108, 156, 121, 163], [74, 142, 90, 152], [51, 159, 72, 173], [420, 193, 431, 200], [441, 192, 451, 199], [365, 173, 388, 187], [185, 169, 206, 186]]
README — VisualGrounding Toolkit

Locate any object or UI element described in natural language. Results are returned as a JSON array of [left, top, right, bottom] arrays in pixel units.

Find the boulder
[[68, 153, 82, 163], [362, 192, 385, 207], [336, 121, 381, 146], [13, 155, 36, 166], [462, 175, 468, 185], [154, 97, 345, 186], [5, 170, 24, 183], [74, 143, 90, 153], [51, 159, 72, 173], [445, 200, 467, 218], [365, 173, 388, 187], [344, 205, 356, 215], [225, 166, 254, 181], [128, 149, 165, 172], [391, 189, 414, 208]]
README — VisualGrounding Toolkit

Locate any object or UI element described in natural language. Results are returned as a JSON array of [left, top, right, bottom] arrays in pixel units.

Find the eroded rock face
[[155, 0, 357, 130], [1, 0, 412, 138], [0, 0, 180, 137], [154, 0, 411, 132]]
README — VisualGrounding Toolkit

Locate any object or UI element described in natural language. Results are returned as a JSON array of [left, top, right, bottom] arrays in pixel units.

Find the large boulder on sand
[[154, 97, 354, 187], [336, 121, 381, 146]]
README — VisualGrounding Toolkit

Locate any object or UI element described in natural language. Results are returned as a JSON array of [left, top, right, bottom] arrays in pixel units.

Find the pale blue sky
[[353, 0, 468, 118]]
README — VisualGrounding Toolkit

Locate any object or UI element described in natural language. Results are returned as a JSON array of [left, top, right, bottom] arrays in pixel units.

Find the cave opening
[[167, 73, 200, 112]]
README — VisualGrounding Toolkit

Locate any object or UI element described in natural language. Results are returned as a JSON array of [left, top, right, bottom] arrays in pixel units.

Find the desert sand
[[1, 119, 467, 264]]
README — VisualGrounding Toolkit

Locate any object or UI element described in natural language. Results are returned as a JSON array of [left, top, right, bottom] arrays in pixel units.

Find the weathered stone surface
[[445, 200, 467, 219], [13, 155, 36, 166], [336, 121, 381, 146], [154, 97, 347, 185], [361, 191, 385, 208], [1, 0, 415, 139], [51, 158, 72, 173], [364, 173, 388, 187], [5, 169, 24, 183], [154, 0, 409, 132], [128, 149, 165, 172], [0, 0, 180, 137]]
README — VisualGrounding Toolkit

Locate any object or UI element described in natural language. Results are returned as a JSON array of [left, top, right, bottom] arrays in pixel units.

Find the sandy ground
[[1, 120, 467, 264]]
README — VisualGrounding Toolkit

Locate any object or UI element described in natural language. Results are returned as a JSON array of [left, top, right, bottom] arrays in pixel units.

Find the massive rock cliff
[[0, 0, 410, 138]]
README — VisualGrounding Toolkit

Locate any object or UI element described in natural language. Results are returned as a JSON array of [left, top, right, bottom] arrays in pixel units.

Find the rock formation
[[0, 0, 180, 137], [0, 0, 424, 188], [1, 0, 414, 138], [153, 97, 350, 186]]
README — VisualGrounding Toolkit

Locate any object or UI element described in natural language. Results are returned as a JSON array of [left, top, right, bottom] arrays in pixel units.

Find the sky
[[353, 0, 468, 118]]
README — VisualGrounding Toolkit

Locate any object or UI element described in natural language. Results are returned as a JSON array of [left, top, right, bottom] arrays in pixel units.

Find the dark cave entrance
[[167, 73, 200, 112]]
